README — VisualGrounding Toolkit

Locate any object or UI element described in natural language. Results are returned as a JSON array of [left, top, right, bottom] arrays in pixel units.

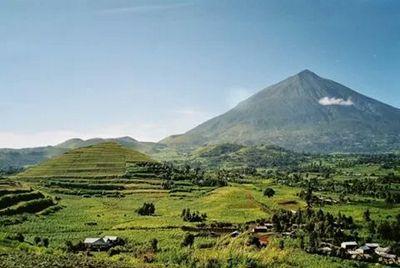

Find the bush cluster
[[137, 202, 155, 216]]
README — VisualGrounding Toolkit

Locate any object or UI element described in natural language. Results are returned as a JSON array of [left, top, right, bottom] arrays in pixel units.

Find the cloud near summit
[[319, 97, 354, 106]]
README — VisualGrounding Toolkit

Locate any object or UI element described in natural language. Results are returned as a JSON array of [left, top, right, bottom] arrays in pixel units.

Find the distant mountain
[[0, 137, 165, 169], [18, 142, 154, 179], [161, 70, 400, 153]]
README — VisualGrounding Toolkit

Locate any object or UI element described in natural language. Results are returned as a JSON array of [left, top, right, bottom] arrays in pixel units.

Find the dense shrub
[[6, 232, 24, 242], [263, 188, 275, 197], [0, 198, 55, 216], [181, 208, 207, 222], [181, 233, 195, 247], [136, 202, 155, 216], [0, 189, 31, 198], [0, 191, 44, 209]]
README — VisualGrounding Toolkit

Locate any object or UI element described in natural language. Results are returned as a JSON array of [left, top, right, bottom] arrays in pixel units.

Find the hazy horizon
[[1, 0, 399, 148]]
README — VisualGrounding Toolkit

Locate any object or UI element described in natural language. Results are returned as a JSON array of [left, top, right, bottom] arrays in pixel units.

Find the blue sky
[[0, 0, 399, 148]]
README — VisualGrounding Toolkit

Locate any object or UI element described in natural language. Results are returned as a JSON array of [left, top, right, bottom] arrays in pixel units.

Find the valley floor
[[1, 178, 396, 267]]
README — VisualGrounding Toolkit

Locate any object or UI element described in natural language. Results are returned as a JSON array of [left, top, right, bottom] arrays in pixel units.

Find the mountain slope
[[17, 142, 154, 179], [161, 70, 400, 153]]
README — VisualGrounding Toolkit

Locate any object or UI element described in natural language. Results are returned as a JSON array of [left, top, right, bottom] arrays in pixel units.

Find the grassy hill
[[0, 136, 167, 170], [17, 142, 154, 179], [187, 143, 307, 169]]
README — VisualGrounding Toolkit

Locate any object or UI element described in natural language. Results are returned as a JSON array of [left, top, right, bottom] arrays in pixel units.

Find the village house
[[341, 241, 358, 250], [355, 245, 374, 255], [84, 236, 122, 251], [317, 247, 333, 255], [365, 243, 379, 250], [252, 226, 269, 233], [84, 237, 108, 250], [230, 231, 240, 237]]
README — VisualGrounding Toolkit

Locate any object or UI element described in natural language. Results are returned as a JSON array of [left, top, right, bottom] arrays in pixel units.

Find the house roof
[[375, 247, 390, 253], [84, 238, 104, 244], [104, 236, 118, 241], [365, 243, 379, 248], [377, 252, 397, 259], [341, 241, 358, 247], [356, 246, 371, 252], [319, 247, 332, 252]]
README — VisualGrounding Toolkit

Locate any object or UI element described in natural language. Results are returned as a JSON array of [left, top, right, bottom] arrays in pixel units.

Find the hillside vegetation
[[0, 137, 166, 170], [18, 142, 154, 179], [188, 143, 307, 169]]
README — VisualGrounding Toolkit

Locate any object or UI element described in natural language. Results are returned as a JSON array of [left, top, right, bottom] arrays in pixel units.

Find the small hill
[[18, 142, 154, 179], [188, 143, 306, 169], [161, 70, 400, 153], [0, 136, 166, 170]]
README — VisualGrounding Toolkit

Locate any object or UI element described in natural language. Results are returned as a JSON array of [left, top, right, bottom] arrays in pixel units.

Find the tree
[[42, 237, 49, 247], [151, 238, 158, 252], [385, 193, 394, 206], [299, 236, 305, 250], [363, 209, 371, 222], [181, 208, 207, 222], [13, 233, 24, 242], [368, 220, 376, 235], [136, 202, 155, 216], [263, 188, 275, 198], [377, 221, 392, 240], [182, 233, 195, 247], [279, 240, 285, 250], [34, 236, 41, 245], [305, 184, 313, 208]]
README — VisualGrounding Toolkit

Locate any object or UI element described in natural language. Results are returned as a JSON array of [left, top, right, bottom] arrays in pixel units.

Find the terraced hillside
[[18, 142, 154, 179], [0, 180, 59, 223], [16, 142, 209, 198]]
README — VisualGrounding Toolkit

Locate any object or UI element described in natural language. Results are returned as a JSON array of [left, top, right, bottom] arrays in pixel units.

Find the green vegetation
[[18, 142, 154, 179], [1, 142, 400, 267], [136, 202, 155, 216]]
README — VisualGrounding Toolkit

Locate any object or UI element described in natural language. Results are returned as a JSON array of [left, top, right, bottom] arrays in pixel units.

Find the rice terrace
[[1, 1, 400, 267]]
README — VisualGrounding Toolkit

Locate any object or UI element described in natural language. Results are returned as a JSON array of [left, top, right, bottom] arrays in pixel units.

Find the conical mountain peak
[[162, 71, 400, 153], [297, 69, 317, 77]]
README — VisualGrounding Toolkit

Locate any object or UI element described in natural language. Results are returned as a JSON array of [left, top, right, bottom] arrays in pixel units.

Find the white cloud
[[318, 97, 354, 106]]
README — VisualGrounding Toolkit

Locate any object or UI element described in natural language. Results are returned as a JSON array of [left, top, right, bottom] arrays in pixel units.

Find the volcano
[[161, 70, 400, 153]]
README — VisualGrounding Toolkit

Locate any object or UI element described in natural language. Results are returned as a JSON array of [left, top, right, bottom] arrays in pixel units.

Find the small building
[[341, 241, 358, 250], [377, 252, 397, 260], [103, 236, 119, 245], [355, 245, 373, 255], [318, 247, 332, 255], [282, 231, 296, 238], [230, 231, 240, 237], [365, 243, 379, 250], [84, 236, 122, 251], [252, 226, 269, 233], [258, 235, 269, 247], [264, 223, 274, 229], [375, 246, 390, 254], [84, 238, 107, 250]]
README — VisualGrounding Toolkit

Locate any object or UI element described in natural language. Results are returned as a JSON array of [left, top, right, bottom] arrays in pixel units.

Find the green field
[[1, 142, 399, 267]]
